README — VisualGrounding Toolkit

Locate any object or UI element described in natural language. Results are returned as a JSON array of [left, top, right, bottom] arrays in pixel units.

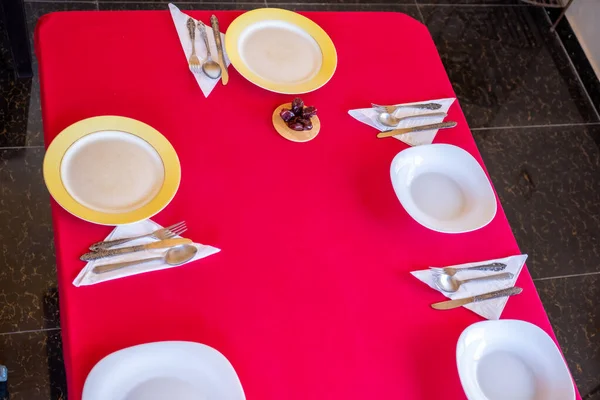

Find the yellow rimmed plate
[[43, 116, 181, 225], [225, 8, 337, 94]]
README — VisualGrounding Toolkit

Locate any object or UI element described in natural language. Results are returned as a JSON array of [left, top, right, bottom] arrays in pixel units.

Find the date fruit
[[280, 97, 317, 131]]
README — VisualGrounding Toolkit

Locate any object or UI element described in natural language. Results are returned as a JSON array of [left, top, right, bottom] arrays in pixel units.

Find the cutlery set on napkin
[[411, 254, 528, 320], [73, 219, 220, 287], [169, 4, 231, 97], [349, 98, 458, 146]]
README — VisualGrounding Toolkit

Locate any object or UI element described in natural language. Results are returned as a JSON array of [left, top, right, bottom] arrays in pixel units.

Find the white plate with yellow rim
[[225, 8, 337, 94], [43, 116, 181, 225]]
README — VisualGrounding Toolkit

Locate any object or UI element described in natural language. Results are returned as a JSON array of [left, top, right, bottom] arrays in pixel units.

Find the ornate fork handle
[[187, 18, 197, 54], [462, 262, 507, 273]]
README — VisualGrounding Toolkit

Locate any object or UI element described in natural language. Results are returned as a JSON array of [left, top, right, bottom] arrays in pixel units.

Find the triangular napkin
[[73, 219, 220, 286], [411, 254, 528, 320]]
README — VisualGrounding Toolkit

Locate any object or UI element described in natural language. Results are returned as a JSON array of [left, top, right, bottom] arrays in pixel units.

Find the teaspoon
[[432, 271, 514, 293], [92, 244, 198, 274], [197, 22, 222, 79], [378, 111, 447, 128]]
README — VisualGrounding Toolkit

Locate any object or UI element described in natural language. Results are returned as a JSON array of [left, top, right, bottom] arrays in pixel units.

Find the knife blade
[[377, 121, 457, 138], [210, 15, 228, 85], [431, 286, 523, 310], [80, 238, 192, 261]]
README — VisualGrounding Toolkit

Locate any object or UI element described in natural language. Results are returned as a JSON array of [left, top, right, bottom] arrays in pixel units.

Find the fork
[[429, 262, 506, 277], [186, 18, 201, 74], [372, 102, 442, 113], [88, 221, 188, 251]]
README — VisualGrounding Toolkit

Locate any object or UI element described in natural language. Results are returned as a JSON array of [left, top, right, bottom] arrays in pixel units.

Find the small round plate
[[457, 320, 575, 400], [225, 8, 337, 94], [43, 116, 181, 225], [82, 341, 245, 400], [272, 103, 320, 142]]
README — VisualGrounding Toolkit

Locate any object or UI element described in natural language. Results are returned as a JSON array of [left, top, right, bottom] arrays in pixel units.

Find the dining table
[[35, 9, 580, 400]]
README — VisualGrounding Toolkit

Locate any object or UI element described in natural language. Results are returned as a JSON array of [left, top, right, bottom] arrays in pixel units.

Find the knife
[[80, 238, 192, 261], [431, 287, 523, 310], [210, 15, 228, 85], [377, 121, 457, 138]]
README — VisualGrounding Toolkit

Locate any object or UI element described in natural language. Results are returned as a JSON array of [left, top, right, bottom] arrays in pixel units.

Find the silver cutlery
[[377, 121, 457, 138], [210, 15, 228, 85], [81, 238, 192, 261], [92, 244, 198, 274], [372, 102, 442, 113], [89, 221, 187, 251], [197, 22, 222, 80], [186, 18, 202, 74], [431, 287, 523, 310], [429, 262, 506, 277], [432, 272, 514, 293], [378, 112, 447, 128]]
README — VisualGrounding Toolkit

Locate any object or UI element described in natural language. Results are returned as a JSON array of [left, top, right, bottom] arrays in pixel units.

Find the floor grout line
[[0, 327, 60, 336], [24, 0, 95, 3], [0, 145, 45, 150], [470, 121, 600, 131], [417, 3, 530, 6], [533, 271, 600, 282], [543, 9, 600, 123], [414, 0, 425, 22]]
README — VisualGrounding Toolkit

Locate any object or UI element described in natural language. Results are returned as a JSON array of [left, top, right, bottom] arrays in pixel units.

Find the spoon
[[92, 244, 198, 274], [432, 272, 514, 293], [378, 112, 447, 128], [197, 22, 222, 79]]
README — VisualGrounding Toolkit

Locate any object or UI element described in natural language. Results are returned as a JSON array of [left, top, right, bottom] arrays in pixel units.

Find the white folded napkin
[[411, 254, 528, 320], [169, 3, 231, 97], [73, 219, 220, 286], [348, 98, 456, 146]]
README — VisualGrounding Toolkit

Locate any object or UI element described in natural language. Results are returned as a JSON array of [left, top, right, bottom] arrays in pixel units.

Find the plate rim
[[224, 8, 337, 94], [43, 116, 181, 225]]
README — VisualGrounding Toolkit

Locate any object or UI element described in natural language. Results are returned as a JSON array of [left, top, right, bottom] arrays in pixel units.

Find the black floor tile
[[420, 5, 599, 128], [547, 8, 600, 120], [474, 125, 600, 279], [417, 0, 521, 4], [0, 76, 34, 147], [0, 2, 97, 148], [269, 2, 422, 19], [0, 329, 66, 400], [0, 148, 59, 332], [99, 2, 265, 11], [536, 274, 600, 398]]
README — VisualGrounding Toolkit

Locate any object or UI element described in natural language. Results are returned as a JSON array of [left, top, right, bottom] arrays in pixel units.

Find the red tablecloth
[[35, 10, 578, 400]]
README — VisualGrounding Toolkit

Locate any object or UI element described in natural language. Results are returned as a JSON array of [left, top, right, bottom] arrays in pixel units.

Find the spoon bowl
[[165, 244, 198, 265], [202, 61, 222, 80], [378, 112, 401, 128]]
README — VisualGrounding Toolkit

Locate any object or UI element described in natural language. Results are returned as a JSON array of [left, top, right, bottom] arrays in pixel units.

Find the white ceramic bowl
[[457, 320, 575, 400], [82, 341, 245, 400], [390, 144, 497, 233]]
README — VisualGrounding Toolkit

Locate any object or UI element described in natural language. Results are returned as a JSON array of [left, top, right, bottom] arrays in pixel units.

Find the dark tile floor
[[0, 0, 599, 399]]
